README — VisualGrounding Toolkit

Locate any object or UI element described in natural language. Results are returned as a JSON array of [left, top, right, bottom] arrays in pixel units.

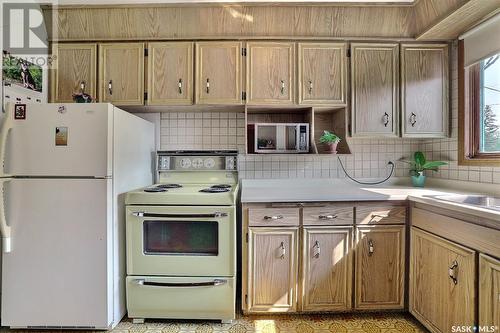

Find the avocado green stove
[[125, 151, 238, 324]]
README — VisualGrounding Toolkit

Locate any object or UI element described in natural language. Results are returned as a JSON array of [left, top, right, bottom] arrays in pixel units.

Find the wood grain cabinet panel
[[147, 42, 193, 105], [303, 204, 354, 226], [195, 42, 243, 105], [248, 208, 300, 227], [410, 227, 475, 333], [356, 204, 406, 225], [298, 43, 346, 105], [479, 254, 500, 328], [401, 44, 449, 138], [355, 225, 405, 309], [247, 42, 295, 105], [99, 43, 144, 105], [51, 43, 97, 102], [351, 43, 399, 137], [247, 228, 298, 312], [301, 227, 353, 311]]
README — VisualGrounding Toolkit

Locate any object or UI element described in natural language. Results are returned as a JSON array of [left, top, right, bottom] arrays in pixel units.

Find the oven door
[[126, 205, 235, 276]]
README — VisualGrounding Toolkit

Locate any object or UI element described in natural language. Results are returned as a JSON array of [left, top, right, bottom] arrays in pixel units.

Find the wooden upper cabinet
[[99, 43, 144, 106], [301, 226, 352, 312], [355, 225, 405, 310], [351, 43, 399, 137], [410, 228, 475, 333], [247, 42, 295, 105], [401, 44, 449, 138], [298, 43, 346, 105], [479, 254, 500, 328], [51, 43, 97, 102], [195, 42, 243, 105], [147, 42, 193, 105], [247, 227, 298, 312]]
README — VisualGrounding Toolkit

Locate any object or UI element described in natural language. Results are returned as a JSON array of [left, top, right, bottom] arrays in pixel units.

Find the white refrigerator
[[0, 103, 155, 329]]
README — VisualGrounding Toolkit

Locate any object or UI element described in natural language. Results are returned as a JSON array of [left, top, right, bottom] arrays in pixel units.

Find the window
[[459, 41, 500, 165]]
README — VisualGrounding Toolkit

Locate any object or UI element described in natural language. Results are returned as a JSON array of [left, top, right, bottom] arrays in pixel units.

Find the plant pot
[[411, 172, 426, 187], [327, 142, 339, 154]]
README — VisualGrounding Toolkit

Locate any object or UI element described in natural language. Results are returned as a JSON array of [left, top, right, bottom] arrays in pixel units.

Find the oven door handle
[[134, 279, 227, 288], [131, 212, 228, 218]]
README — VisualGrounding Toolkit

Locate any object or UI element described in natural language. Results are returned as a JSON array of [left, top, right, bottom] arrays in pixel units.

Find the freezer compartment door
[[3, 103, 112, 177], [1, 178, 113, 329], [126, 276, 235, 321]]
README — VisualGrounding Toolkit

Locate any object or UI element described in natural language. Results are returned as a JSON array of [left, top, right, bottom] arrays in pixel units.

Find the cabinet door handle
[[449, 260, 458, 285], [80, 80, 86, 93], [264, 215, 283, 220], [368, 239, 374, 256], [279, 241, 286, 259], [318, 214, 337, 220], [313, 240, 321, 258], [383, 112, 389, 127], [178, 79, 183, 94], [206, 78, 210, 94], [108, 80, 113, 96], [308, 80, 313, 94], [280, 80, 285, 95], [410, 112, 417, 127]]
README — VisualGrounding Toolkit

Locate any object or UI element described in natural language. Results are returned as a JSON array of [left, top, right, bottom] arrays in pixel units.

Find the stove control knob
[[180, 158, 191, 168], [192, 158, 203, 168], [204, 158, 215, 169]]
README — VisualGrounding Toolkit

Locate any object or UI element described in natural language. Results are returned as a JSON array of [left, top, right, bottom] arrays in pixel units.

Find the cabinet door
[[401, 44, 449, 138], [247, 42, 295, 105], [51, 43, 97, 102], [351, 43, 399, 137], [302, 227, 352, 311], [479, 254, 500, 328], [148, 42, 193, 105], [195, 42, 242, 105], [410, 228, 475, 333], [298, 43, 346, 105], [355, 225, 405, 309], [247, 228, 298, 312], [99, 43, 144, 105]]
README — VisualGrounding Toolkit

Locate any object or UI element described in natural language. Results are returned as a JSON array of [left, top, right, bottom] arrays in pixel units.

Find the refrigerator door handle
[[0, 178, 12, 253], [0, 107, 13, 178]]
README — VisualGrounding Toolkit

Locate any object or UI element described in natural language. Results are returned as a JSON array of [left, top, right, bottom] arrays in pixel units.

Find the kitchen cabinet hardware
[[383, 112, 389, 127], [448, 260, 458, 285], [318, 214, 337, 220], [280, 80, 285, 95], [410, 112, 417, 127], [368, 239, 374, 256], [313, 240, 321, 258], [131, 211, 228, 218], [279, 241, 286, 259], [308, 80, 313, 94], [108, 80, 113, 95], [178, 79, 183, 94], [134, 279, 227, 287], [264, 215, 283, 220], [206, 78, 210, 94], [80, 80, 86, 93]]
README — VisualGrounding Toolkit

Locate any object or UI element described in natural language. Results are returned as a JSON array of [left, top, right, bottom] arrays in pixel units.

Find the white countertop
[[240, 178, 500, 221]]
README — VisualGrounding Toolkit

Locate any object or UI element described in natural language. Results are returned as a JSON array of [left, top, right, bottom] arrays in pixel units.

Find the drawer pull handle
[[279, 241, 286, 259], [264, 215, 283, 220], [368, 239, 374, 256], [178, 78, 183, 94], [383, 112, 389, 127], [313, 240, 321, 258], [449, 260, 458, 285], [280, 80, 285, 95], [132, 211, 227, 218], [134, 279, 226, 287], [319, 214, 337, 220]]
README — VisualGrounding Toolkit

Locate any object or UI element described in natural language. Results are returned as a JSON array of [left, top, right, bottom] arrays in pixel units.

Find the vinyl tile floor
[[0, 313, 426, 333]]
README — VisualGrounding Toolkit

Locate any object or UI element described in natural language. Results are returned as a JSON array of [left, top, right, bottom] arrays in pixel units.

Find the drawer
[[248, 208, 300, 226], [303, 204, 354, 225], [356, 204, 406, 225]]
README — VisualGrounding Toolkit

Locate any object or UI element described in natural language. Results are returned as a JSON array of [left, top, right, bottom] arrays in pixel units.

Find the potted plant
[[402, 151, 447, 187], [319, 130, 341, 154]]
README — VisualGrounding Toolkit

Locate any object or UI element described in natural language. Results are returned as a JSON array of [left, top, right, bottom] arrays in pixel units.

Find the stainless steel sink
[[428, 194, 500, 211]]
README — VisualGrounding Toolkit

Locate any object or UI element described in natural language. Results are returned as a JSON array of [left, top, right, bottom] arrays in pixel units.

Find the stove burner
[[144, 187, 167, 193], [199, 187, 230, 193], [211, 184, 232, 189], [156, 184, 183, 189]]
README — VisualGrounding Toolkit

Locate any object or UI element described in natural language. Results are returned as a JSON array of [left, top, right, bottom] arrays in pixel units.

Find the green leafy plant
[[319, 130, 341, 144], [401, 151, 447, 176]]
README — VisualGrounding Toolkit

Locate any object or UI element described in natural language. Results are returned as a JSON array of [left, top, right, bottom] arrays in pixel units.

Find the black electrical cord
[[337, 156, 395, 185]]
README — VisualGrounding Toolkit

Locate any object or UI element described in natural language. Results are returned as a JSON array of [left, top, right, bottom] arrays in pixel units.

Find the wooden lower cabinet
[[355, 225, 405, 309], [301, 227, 352, 311], [247, 227, 299, 312], [479, 254, 500, 328], [410, 227, 476, 333]]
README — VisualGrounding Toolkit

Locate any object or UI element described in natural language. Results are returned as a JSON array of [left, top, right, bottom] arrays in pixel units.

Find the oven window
[[143, 221, 218, 256]]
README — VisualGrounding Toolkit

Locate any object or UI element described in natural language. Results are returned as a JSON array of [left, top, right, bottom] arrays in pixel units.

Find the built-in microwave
[[251, 123, 309, 153]]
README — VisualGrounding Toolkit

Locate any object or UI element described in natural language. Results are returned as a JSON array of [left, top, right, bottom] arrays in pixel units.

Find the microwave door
[[286, 125, 297, 151]]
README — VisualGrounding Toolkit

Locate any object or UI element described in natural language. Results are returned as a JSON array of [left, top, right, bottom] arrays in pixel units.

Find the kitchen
[[0, 0, 499, 332]]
